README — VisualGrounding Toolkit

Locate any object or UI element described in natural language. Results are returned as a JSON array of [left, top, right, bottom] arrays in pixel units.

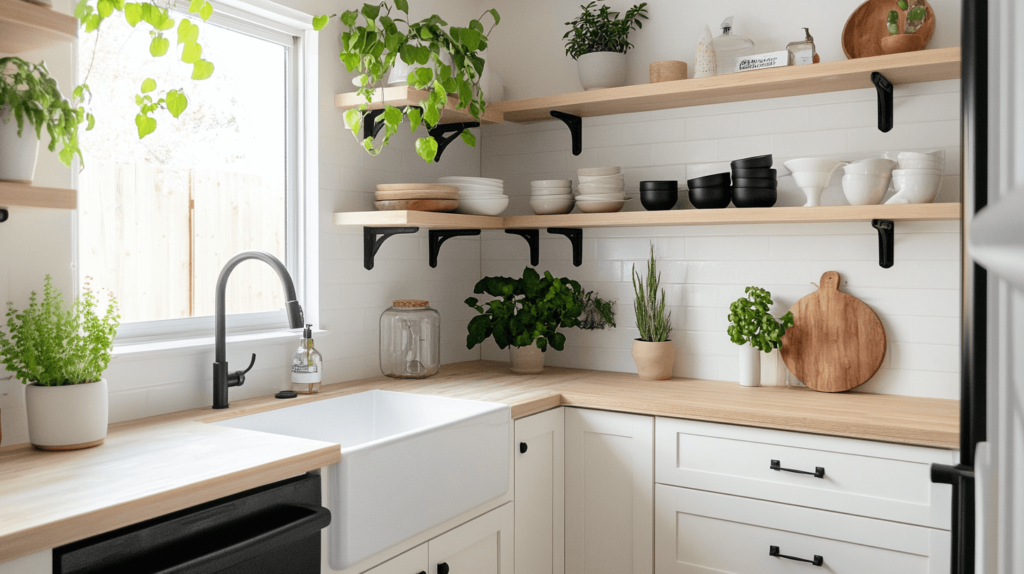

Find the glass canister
[[380, 300, 441, 379], [710, 16, 755, 76]]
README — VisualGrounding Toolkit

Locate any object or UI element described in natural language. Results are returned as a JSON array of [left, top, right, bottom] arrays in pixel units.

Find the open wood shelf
[[0, 181, 77, 210], [0, 0, 78, 54], [334, 85, 504, 125], [332, 209, 504, 230], [491, 48, 961, 123]]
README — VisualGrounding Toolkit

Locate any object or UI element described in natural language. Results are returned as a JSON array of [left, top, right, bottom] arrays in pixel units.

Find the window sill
[[113, 329, 330, 361]]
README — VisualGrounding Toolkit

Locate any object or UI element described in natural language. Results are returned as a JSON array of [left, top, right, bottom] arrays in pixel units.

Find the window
[[77, 2, 314, 343]]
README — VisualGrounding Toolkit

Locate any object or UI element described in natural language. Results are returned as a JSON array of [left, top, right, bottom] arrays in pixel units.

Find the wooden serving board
[[842, 0, 935, 59], [376, 183, 458, 193], [780, 271, 887, 392], [374, 199, 458, 212], [375, 189, 460, 201]]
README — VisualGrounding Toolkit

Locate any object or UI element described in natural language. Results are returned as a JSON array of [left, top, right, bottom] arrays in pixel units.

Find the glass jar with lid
[[710, 16, 755, 76], [380, 300, 441, 379]]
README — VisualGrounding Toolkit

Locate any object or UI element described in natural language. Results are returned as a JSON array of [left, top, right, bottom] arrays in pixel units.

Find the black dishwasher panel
[[54, 472, 330, 574]]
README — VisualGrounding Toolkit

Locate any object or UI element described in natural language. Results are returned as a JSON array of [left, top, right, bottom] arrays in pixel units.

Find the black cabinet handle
[[438, 562, 450, 574], [770, 545, 823, 566], [770, 459, 825, 478], [520, 442, 528, 454]]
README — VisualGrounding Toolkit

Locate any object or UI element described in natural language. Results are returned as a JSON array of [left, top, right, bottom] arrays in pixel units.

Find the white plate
[[439, 176, 504, 186], [450, 184, 504, 193], [578, 166, 621, 177], [576, 199, 625, 213], [531, 179, 573, 188]]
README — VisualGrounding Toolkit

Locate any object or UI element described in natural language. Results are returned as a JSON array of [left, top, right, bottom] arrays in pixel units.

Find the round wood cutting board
[[779, 271, 887, 392]]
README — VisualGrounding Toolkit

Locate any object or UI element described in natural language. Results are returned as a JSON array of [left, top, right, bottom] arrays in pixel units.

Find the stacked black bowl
[[685, 172, 732, 209], [730, 155, 777, 208], [639, 181, 679, 211]]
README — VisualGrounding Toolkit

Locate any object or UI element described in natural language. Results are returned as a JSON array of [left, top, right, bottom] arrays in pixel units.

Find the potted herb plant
[[0, 276, 119, 450], [727, 286, 793, 387], [563, 1, 648, 91], [0, 57, 92, 182], [881, 0, 929, 54], [465, 267, 614, 374], [631, 246, 674, 380]]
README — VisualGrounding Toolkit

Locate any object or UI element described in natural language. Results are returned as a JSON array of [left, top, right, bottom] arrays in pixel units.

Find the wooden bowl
[[880, 33, 928, 55], [842, 0, 935, 59]]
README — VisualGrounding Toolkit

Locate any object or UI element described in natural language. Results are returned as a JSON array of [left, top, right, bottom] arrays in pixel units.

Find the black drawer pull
[[771, 459, 825, 478], [770, 545, 823, 566], [520, 442, 528, 454], [438, 562, 450, 574]]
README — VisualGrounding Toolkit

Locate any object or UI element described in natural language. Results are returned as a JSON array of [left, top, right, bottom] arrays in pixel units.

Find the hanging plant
[[313, 1, 500, 162]]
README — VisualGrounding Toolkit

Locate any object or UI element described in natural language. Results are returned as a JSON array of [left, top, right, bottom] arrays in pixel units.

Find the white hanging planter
[[737, 344, 761, 387], [576, 51, 627, 91], [0, 105, 41, 183], [25, 379, 109, 451]]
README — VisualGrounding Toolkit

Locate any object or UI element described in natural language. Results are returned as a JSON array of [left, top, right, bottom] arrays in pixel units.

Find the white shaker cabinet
[[514, 408, 565, 574], [427, 502, 513, 574], [0, 550, 50, 574], [565, 408, 653, 574], [364, 544, 428, 574]]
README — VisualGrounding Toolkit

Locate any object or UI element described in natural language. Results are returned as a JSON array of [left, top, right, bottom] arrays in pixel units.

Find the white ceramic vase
[[738, 345, 760, 387], [0, 105, 40, 183], [631, 340, 676, 380], [577, 52, 627, 91], [509, 345, 545, 375], [25, 379, 109, 450]]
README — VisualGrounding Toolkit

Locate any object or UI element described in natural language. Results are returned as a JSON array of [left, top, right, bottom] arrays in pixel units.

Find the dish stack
[[374, 184, 460, 212], [530, 180, 575, 215], [576, 167, 628, 213], [730, 155, 778, 208], [437, 176, 509, 216], [884, 151, 943, 205], [686, 172, 732, 209], [841, 158, 897, 205]]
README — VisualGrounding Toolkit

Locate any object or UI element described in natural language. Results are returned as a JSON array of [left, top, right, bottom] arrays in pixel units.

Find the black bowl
[[731, 154, 773, 170], [687, 172, 731, 189], [688, 186, 732, 209], [732, 168, 777, 179], [640, 180, 678, 192], [732, 187, 777, 208], [640, 188, 679, 211], [732, 177, 778, 189]]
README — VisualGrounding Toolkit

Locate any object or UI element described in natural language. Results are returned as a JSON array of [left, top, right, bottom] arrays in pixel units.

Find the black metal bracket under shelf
[[871, 72, 894, 133], [429, 229, 481, 268], [551, 111, 583, 156], [428, 122, 480, 162], [871, 219, 895, 269], [505, 229, 540, 266], [362, 109, 387, 141], [363, 226, 418, 270], [0, 209, 8, 224], [548, 227, 584, 267]]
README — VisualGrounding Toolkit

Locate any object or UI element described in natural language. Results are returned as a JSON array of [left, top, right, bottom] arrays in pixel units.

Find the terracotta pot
[[738, 345, 761, 387], [25, 379, 108, 450], [880, 33, 927, 55], [510, 345, 545, 375], [631, 340, 676, 380], [577, 51, 627, 91]]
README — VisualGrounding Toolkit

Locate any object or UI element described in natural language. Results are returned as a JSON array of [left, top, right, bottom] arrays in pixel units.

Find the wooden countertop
[[0, 361, 959, 563]]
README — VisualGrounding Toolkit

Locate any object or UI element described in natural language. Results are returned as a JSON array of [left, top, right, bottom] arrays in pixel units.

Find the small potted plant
[[631, 246, 674, 380], [465, 267, 614, 374], [881, 0, 929, 55], [563, 1, 648, 91], [727, 286, 793, 387], [0, 57, 92, 182], [0, 276, 119, 450]]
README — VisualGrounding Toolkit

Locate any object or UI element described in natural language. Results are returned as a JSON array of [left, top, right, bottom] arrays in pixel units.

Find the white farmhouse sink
[[214, 390, 510, 570]]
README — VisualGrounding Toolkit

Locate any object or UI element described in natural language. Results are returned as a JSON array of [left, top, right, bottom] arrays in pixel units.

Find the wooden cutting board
[[780, 271, 887, 392], [374, 199, 458, 212], [842, 0, 935, 59], [376, 184, 458, 193], [375, 189, 460, 201]]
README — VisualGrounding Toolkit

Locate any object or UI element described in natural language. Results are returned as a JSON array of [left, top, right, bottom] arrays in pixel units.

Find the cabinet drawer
[[654, 418, 954, 529], [655, 484, 950, 574]]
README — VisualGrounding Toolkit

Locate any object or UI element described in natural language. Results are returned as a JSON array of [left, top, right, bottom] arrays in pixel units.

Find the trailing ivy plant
[[464, 267, 615, 352], [313, 1, 500, 162], [0, 276, 120, 386], [632, 245, 672, 343], [887, 0, 927, 35], [563, 1, 648, 60], [73, 0, 216, 138], [726, 286, 794, 353], [0, 57, 93, 167]]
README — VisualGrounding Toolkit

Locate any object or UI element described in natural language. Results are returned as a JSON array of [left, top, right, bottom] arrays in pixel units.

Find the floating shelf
[[332, 209, 503, 230], [491, 48, 961, 123], [0, 0, 78, 54], [334, 85, 504, 125], [0, 181, 77, 210]]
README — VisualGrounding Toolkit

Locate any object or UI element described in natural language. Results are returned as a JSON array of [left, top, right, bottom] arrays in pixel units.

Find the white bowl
[[457, 195, 509, 215], [529, 196, 575, 215], [578, 181, 626, 192], [842, 174, 890, 206], [531, 179, 572, 188], [576, 199, 625, 213], [897, 158, 942, 171], [532, 187, 573, 197], [439, 176, 504, 186], [886, 170, 942, 205], [578, 173, 625, 182], [843, 158, 897, 176], [451, 183, 504, 193], [783, 158, 849, 174], [577, 166, 621, 177]]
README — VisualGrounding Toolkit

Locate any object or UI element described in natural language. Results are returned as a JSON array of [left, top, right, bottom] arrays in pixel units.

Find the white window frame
[[77, 0, 319, 347]]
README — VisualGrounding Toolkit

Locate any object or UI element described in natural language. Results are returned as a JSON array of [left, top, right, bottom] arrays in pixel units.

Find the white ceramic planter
[[631, 340, 676, 380], [25, 379, 108, 450], [0, 105, 40, 183], [577, 51, 627, 91], [509, 345, 545, 374], [737, 345, 761, 387]]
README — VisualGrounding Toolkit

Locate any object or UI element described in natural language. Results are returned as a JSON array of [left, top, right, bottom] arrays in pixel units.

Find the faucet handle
[[228, 354, 257, 388]]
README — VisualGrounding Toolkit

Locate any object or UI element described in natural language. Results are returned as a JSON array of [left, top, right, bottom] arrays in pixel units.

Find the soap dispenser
[[291, 324, 323, 394], [787, 28, 818, 66], [710, 16, 754, 76]]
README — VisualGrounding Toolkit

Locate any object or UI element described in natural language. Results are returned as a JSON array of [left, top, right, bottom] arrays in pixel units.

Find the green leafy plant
[[563, 1, 649, 60], [74, 0, 216, 138], [0, 276, 120, 386], [314, 1, 499, 162], [887, 0, 927, 35], [727, 286, 794, 353], [0, 57, 93, 167], [465, 267, 614, 352], [632, 245, 671, 342]]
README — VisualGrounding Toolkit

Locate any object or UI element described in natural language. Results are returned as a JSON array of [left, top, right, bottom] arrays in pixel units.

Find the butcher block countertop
[[0, 360, 960, 563]]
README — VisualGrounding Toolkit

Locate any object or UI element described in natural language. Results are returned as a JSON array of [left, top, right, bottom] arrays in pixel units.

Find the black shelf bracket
[[363, 226, 418, 270], [550, 111, 583, 156], [547, 228, 584, 267], [505, 229, 540, 266], [871, 72, 894, 133], [362, 109, 387, 141], [872, 219, 895, 269], [428, 229, 481, 268], [0, 209, 8, 224], [428, 122, 480, 162]]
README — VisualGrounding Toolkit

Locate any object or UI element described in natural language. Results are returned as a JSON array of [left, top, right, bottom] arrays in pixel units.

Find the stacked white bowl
[[438, 176, 509, 215], [841, 158, 898, 205], [884, 151, 944, 205], [575, 167, 628, 213], [530, 180, 574, 215]]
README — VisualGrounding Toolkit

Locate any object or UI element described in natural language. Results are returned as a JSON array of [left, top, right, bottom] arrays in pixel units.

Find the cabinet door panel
[[364, 544, 428, 574], [515, 408, 564, 574], [428, 503, 513, 574]]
